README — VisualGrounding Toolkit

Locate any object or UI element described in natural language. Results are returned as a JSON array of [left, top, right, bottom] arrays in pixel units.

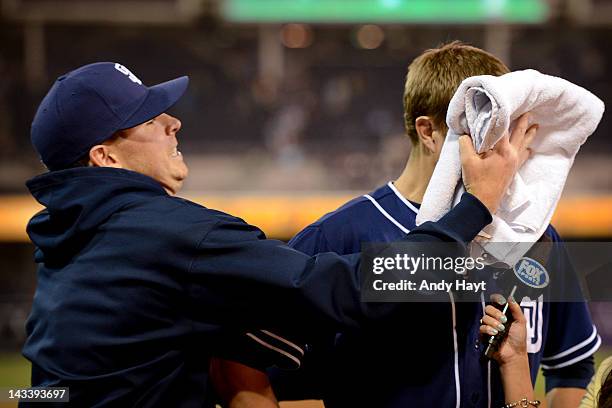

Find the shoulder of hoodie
[[119, 194, 265, 254], [129, 194, 265, 248], [136, 194, 251, 230]]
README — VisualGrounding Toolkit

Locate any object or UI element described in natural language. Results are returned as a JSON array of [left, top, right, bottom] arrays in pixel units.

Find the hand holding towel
[[416, 69, 604, 266]]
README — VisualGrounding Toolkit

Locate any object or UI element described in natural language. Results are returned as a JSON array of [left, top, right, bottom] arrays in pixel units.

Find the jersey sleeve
[[541, 226, 601, 389], [288, 225, 334, 255], [541, 299, 599, 389], [543, 356, 595, 392]]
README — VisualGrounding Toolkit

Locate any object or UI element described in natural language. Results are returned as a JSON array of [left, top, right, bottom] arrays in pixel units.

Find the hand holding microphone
[[480, 290, 528, 364], [480, 294, 539, 407]]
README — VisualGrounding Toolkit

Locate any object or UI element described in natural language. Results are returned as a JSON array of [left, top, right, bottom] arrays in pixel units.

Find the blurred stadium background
[[0, 0, 610, 407]]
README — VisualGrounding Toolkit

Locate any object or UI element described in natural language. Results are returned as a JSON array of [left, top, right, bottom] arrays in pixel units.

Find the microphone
[[484, 286, 516, 359], [482, 237, 552, 360]]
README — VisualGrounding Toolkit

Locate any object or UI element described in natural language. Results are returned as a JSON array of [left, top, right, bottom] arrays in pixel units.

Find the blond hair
[[403, 41, 510, 145]]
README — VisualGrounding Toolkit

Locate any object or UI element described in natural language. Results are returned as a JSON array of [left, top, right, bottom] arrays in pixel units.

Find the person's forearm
[[499, 357, 535, 404]]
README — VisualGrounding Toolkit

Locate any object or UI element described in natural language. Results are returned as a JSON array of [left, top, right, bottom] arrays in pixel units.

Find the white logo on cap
[[114, 63, 142, 85]]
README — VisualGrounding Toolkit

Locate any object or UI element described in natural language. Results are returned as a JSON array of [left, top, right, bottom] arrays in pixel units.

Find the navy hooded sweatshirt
[[22, 166, 491, 407]]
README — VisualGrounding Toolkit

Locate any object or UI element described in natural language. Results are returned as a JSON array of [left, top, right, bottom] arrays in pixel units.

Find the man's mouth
[[171, 146, 182, 158]]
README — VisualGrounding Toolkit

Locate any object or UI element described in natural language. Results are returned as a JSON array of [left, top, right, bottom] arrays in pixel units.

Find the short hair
[[403, 41, 510, 145], [57, 132, 121, 170], [66, 154, 92, 169]]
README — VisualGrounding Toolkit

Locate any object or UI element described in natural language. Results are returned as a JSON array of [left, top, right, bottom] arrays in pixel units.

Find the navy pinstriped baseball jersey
[[281, 181, 600, 408]]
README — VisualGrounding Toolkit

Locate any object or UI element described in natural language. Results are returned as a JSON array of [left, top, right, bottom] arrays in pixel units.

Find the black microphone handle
[[484, 285, 517, 360]]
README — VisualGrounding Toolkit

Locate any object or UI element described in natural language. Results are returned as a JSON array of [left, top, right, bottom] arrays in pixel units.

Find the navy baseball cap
[[31, 62, 189, 170]]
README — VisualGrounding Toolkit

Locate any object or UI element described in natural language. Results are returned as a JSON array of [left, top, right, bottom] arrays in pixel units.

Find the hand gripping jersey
[[267, 182, 599, 408]]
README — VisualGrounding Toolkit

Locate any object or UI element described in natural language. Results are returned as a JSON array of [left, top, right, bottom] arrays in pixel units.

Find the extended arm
[[208, 117, 538, 406]]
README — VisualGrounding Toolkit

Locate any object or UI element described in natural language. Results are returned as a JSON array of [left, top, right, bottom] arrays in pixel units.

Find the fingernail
[[497, 323, 505, 331], [497, 296, 507, 305], [509, 296, 516, 304], [489, 328, 498, 335], [500, 315, 507, 324]]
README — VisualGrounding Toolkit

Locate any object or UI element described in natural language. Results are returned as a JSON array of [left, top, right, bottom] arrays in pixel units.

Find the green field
[[0, 353, 30, 387], [0, 353, 30, 408]]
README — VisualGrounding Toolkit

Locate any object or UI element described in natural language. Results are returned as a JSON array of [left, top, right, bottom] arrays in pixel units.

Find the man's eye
[[147, 119, 155, 125]]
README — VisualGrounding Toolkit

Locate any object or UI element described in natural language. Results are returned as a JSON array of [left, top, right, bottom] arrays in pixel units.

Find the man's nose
[[164, 114, 182, 135]]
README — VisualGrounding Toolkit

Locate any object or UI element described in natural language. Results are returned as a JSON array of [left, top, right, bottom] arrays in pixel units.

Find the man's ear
[[415, 116, 437, 154], [88, 144, 121, 168]]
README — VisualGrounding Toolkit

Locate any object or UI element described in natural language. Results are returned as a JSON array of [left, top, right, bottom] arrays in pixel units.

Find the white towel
[[416, 69, 604, 266]]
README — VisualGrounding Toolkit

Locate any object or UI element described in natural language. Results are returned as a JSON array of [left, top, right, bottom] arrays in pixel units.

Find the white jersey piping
[[541, 325, 598, 362], [540, 335, 602, 370], [387, 181, 420, 214], [481, 292, 491, 408], [450, 291, 461, 408], [363, 194, 410, 234]]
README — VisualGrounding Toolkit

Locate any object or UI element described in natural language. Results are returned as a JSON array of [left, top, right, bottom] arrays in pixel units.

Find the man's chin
[[173, 175, 188, 192]]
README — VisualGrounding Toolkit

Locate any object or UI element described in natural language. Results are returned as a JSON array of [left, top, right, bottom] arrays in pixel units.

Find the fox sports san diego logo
[[513, 257, 550, 288]]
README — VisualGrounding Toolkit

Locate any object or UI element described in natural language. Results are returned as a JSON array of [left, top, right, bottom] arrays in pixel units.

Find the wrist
[[499, 353, 529, 375], [433, 193, 493, 242], [466, 188, 498, 214], [499, 354, 535, 405]]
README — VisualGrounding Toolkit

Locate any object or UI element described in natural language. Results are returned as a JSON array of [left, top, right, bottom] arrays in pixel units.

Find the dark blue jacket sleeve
[[187, 192, 491, 335]]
